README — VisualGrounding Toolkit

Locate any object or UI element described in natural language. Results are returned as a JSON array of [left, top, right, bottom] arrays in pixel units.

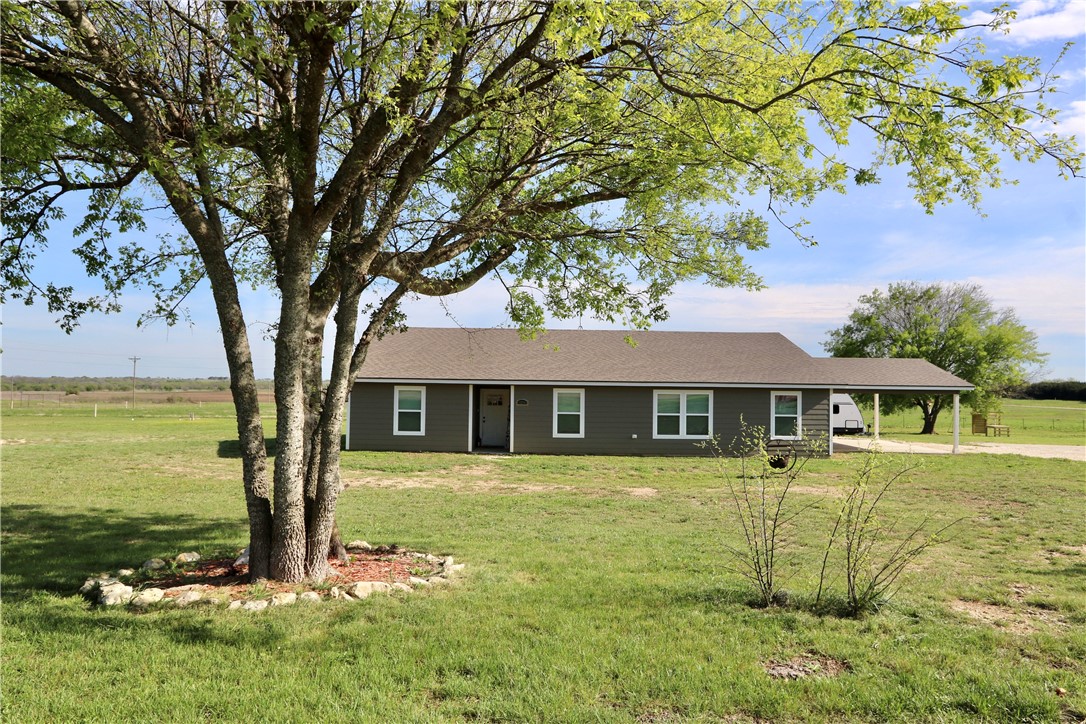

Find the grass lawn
[[3, 405, 1084, 722], [859, 398, 1086, 446]]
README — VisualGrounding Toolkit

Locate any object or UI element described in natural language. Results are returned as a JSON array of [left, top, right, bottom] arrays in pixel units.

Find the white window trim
[[552, 388, 585, 438], [652, 389, 713, 440], [393, 385, 426, 436], [771, 390, 802, 440]]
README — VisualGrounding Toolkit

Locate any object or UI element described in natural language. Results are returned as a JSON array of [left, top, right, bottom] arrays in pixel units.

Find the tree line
[[3, 376, 273, 393]]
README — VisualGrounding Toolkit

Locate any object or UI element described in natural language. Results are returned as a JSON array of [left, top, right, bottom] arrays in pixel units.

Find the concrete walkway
[[832, 437, 1086, 462]]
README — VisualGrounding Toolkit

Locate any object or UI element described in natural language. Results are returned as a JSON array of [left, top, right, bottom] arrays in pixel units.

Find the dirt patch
[[764, 653, 849, 680], [788, 484, 845, 497], [950, 597, 1066, 635], [621, 487, 658, 498], [341, 472, 575, 495], [1044, 545, 1086, 560]]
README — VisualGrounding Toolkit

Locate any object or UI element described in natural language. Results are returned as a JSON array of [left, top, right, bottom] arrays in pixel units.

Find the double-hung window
[[653, 390, 712, 439], [553, 388, 585, 438], [394, 386, 425, 435], [771, 391, 801, 440]]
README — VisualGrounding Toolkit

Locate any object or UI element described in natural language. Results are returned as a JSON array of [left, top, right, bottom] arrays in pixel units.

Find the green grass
[[3, 405, 1085, 722], [860, 398, 1086, 446]]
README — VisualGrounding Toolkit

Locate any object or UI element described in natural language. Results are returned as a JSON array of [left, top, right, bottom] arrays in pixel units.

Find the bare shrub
[[708, 421, 826, 607], [816, 450, 959, 616]]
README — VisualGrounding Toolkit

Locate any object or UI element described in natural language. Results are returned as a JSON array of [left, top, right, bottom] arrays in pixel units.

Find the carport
[[820, 358, 975, 454]]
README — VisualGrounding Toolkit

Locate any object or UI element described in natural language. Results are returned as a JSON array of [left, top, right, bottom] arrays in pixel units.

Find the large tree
[[824, 282, 1046, 433], [1, 1, 1079, 581]]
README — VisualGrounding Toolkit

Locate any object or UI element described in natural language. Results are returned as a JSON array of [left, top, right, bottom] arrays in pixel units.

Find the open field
[[2, 404, 1084, 722], [858, 398, 1086, 446]]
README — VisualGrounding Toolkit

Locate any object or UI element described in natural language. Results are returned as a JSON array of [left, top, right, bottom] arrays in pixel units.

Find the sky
[[3, 1, 1085, 382]]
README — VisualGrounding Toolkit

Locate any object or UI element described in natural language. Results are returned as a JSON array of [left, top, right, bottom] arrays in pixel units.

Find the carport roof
[[355, 327, 973, 392]]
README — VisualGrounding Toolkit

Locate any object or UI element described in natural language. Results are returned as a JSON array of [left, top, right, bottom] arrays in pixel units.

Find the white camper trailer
[[831, 393, 867, 435]]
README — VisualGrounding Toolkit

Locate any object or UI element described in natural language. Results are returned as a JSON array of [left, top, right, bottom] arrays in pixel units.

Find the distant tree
[[2, 2, 1079, 581], [825, 282, 1046, 433]]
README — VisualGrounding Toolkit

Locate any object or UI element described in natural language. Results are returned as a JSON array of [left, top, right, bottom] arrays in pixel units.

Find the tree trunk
[[269, 254, 314, 583], [917, 397, 943, 434]]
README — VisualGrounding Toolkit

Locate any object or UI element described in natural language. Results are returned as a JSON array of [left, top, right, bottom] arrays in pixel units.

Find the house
[[346, 328, 973, 456]]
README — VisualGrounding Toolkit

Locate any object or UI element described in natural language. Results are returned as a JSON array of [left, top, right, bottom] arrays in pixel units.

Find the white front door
[[479, 388, 509, 447]]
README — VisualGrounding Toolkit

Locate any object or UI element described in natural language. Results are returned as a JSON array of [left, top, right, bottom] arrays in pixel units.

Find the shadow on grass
[[216, 438, 276, 458], [673, 583, 873, 619], [1029, 562, 1086, 578], [0, 504, 245, 599]]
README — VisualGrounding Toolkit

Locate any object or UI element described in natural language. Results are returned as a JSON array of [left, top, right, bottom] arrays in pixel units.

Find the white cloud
[[1057, 99, 1086, 138], [967, 1, 1086, 44]]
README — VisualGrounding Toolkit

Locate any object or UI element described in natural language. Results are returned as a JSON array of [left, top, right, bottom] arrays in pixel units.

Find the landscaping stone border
[[79, 544, 466, 612]]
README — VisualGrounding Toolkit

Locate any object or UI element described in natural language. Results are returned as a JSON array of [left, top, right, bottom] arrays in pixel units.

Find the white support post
[[344, 391, 351, 450], [467, 384, 474, 452], [952, 393, 960, 454], [873, 393, 880, 440], [508, 385, 515, 453], [827, 388, 834, 456]]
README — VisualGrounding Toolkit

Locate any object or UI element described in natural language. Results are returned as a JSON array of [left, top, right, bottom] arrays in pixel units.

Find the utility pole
[[129, 356, 141, 409]]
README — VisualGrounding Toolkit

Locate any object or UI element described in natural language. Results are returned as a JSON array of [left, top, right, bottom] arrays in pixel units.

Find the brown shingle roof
[[357, 327, 973, 391]]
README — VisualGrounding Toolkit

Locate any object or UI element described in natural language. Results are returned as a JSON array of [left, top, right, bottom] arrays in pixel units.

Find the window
[[553, 388, 585, 438], [394, 386, 425, 435], [771, 391, 801, 440], [653, 390, 712, 439]]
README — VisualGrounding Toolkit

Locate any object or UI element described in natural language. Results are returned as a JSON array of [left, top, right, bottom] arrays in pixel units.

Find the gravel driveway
[[832, 437, 1085, 462]]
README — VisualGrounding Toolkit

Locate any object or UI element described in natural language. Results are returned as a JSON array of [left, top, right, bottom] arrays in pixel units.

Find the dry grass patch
[[764, 653, 850, 680]]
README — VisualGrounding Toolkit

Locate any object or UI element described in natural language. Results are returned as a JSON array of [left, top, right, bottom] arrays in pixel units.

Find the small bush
[[709, 421, 825, 608], [816, 451, 959, 616]]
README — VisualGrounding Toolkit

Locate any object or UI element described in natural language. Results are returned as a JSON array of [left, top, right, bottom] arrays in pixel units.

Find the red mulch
[[147, 549, 436, 601]]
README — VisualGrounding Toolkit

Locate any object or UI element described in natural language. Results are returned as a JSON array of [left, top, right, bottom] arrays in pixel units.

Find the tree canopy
[[1, 1, 1080, 581], [824, 281, 1046, 433]]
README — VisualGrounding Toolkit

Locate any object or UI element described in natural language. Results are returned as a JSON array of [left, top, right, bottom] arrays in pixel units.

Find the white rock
[[428, 576, 449, 585], [98, 582, 134, 606], [117, 568, 135, 577], [448, 563, 466, 574], [346, 540, 373, 551], [330, 586, 343, 599], [141, 558, 166, 571], [409, 577, 431, 586], [299, 591, 321, 604], [270, 592, 297, 607], [130, 588, 165, 608], [348, 581, 393, 599], [174, 551, 201, 564], [241, 600, 269, 612], [392, 582, 413, 593], [442, 556, 456, 568], [80, 576, 117, 595], [228, 600, 243, 611], [347, 582, 372, 599], [174, 591, 204, 607]]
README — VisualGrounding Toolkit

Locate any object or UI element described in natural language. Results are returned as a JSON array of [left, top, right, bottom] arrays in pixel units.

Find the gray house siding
[[348, 382, 830, 456], [513, 386, 829, 456], [348, 382, 468, 452]]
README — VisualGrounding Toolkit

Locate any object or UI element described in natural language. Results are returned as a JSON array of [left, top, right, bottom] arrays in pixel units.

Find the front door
[[479, 388, 509, 448]]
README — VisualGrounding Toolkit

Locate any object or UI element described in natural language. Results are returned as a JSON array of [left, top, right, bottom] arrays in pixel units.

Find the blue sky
[[3, 1, 1084, 381]]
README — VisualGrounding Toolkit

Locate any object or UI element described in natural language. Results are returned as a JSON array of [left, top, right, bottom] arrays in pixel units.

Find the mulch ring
[[764, 653, 850, 680], [139, 546, 440, 602]]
